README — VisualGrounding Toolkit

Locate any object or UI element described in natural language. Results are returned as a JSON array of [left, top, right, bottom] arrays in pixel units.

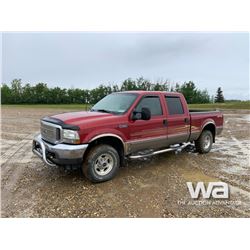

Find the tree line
[[1, 77, 224, 104]]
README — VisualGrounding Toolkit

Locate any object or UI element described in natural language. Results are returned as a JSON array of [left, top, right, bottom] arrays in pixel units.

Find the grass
[[1, 104, 91, 110], [1, 101, 250, 110], [188, 101, 250, 110]]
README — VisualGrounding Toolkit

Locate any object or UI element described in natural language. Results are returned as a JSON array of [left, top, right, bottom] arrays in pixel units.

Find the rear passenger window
[[135, 96, 163, 116], [165, 96, 184, 115]]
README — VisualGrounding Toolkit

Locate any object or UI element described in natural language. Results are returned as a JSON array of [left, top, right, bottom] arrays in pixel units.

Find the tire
[[195, 130, 213, 154], [82, 144, 120, 183]]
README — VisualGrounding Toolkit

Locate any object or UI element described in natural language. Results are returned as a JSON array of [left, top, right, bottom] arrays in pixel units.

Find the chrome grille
[[41, 121, 62, 144]]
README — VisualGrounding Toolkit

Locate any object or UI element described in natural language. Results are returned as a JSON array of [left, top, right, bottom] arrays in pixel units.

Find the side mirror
[[132, 107, 151, 121]]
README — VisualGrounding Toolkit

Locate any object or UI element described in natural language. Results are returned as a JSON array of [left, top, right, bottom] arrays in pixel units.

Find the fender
[[86, 127, 127, 150], [85, 127, 126, 142], [89, 133, 125, 144], [89, 132, 128, 155], [201, 119, 216, 131], [200, 119, 216, 142]]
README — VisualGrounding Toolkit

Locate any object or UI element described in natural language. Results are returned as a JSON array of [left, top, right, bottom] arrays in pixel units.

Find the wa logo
[[187, 182, 229, 199]]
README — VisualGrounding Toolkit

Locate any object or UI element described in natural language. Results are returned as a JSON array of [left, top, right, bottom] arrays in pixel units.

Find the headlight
[[63, 129, 80, 144]]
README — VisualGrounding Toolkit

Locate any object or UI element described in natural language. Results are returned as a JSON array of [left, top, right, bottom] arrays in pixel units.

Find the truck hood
[[51, 111, 114, 126]]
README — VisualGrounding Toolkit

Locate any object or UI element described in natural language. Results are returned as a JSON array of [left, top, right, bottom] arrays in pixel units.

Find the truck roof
[[118, 90, 182, 96]]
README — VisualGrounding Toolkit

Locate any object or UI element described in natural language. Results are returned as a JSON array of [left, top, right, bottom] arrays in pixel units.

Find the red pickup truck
[[33, 91, 223, 182]]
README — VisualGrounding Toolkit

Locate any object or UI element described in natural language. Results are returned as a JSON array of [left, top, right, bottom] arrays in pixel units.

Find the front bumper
[[32, 134, 88, 167]]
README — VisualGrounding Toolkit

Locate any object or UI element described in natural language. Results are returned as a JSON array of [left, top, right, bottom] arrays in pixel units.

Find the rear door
[[127, 94, 168, 153], [165, 95, 190, 145]]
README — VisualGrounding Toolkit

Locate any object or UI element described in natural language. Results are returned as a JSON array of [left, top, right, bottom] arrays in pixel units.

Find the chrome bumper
[[32, 134, 88, 167]]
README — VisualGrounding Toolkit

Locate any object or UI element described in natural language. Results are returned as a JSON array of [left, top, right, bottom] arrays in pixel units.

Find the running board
[[128, 142, 191, 159]]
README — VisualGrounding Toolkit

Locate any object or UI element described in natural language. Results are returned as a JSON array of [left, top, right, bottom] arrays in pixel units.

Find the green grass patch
[[188, 101, 250, 110], [1, 104, 91, 110], [2, 101, 250, 110]]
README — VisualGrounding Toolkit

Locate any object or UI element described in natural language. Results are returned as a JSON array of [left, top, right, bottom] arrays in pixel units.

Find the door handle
[[184, 118, 189, 124], [163, 119, 168, 126]]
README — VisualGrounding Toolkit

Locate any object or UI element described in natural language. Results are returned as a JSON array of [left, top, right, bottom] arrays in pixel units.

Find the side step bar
[[129, 142, 191, 159]]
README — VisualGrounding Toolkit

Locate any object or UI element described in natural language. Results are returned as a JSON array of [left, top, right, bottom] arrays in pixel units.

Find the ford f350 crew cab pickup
[[32, 91, 223, 182]]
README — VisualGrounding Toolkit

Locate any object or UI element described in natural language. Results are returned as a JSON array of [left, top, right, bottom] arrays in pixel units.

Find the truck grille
[[41, 121, 62, 144]]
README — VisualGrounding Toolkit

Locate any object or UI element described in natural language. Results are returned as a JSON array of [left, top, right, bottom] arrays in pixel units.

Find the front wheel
[[82, 144, 120, 183], [195, 130, 213, 154]]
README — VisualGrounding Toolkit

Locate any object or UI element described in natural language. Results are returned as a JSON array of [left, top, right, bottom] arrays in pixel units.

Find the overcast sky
[[1, 32, 249, 100]]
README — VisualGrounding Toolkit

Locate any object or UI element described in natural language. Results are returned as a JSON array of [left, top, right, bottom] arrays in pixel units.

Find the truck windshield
[[91, 93, 138, 114]]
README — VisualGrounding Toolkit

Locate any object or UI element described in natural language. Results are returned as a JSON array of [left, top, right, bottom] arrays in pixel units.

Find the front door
[[127, 95, 168, 154]]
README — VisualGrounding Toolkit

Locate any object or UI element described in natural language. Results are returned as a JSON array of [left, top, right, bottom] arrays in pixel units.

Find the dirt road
[[1, 107, 250, 217]]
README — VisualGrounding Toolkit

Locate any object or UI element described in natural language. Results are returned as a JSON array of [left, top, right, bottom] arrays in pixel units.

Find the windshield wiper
[[91, 109, 113, 113]]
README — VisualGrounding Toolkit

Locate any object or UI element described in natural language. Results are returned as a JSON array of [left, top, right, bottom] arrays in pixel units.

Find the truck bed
[[189, 109, 223, 141]]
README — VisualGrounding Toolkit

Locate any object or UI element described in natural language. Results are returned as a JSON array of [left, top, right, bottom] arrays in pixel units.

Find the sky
[[1, 32, 249, 100]]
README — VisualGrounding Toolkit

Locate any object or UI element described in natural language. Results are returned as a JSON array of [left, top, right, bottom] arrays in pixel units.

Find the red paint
[[51, 91, 223, 144]]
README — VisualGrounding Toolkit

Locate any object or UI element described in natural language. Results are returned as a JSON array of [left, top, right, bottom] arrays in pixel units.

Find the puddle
[[179, 168, 219, 183], [243, 114, 250, 122], [211, 136, 250, 178]]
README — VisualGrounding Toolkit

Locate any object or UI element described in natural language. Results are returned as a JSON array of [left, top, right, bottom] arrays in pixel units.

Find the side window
[[135, 96, 163, 116], [165, 96, 184, 115]]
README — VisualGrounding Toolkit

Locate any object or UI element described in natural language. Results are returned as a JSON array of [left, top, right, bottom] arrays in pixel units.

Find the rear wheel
[[82, 144, 120, 183], [195, 130, 213, 154]]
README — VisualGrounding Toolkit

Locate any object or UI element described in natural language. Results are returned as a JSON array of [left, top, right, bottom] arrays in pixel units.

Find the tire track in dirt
[[1, 138, 42, 216], [1, 132, 43, 214], [1, 139, 30, 165], [1, 140, 34, 185]]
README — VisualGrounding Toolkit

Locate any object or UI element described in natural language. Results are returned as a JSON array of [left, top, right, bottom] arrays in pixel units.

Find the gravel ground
[[1, 107, 250, 217]]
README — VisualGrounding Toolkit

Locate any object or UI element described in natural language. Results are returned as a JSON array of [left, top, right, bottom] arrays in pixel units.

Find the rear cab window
[[165, 96, 184, 115], [135, 95, 163, 116]]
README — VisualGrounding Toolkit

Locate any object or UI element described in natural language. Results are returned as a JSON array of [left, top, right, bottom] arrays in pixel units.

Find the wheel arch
[[84, 134, 126, 165], [202, 121, 216, 142]]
